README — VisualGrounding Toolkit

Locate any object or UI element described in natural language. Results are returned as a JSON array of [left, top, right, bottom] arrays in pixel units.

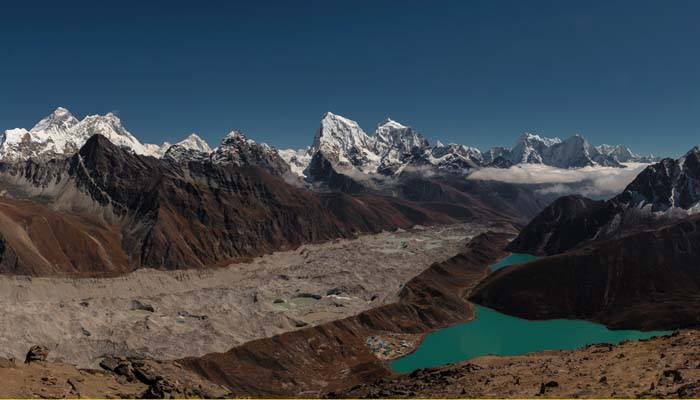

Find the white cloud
[[468, 163, 649, 198]]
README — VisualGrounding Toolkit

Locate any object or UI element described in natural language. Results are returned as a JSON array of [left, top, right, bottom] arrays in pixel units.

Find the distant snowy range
[[2, 107, 661, 199], [277, 112, 659, 199]]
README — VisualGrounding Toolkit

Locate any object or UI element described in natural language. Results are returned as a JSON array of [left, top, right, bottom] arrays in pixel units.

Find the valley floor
[[0, 223, 484, 367]]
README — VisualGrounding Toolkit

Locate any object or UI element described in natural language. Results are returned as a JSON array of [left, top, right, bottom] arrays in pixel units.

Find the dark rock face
[[393, 173, 554, 227], [0, 136, 340, 274], [210, 130, 292, 178], [25, 345, 49, 363], [97, 356, 229, 398], [617, 148, 700, 211], [306, 150, 369, 193], [163, 145, 209, 164], [484, 156, 514, 169], [431, 175, 556, 222], [62, 135, 359, 272], [131, 300, 155, 312], [318, 191, 456, 231], [472, 214, 700, 331], [99, 356, 120, 372], [87, 134, 440, 271], [507, 195, 615, 255]]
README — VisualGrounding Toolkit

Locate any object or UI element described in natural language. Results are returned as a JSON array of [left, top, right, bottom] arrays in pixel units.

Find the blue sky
[[1, 0, 698, 156]]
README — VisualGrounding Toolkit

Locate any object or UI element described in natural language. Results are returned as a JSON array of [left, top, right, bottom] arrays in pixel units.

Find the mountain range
[[0, 107, 667, 276], [0, 108, 539, 276], [0, 107, 202, 160], [281, 112, 657, 178], [3, 108, 657, 183]]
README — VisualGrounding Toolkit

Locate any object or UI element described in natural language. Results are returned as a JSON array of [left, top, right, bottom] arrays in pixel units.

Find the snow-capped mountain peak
[[211, 129, 291, 176], [219, 129, 276, 151], [278, 147, 311, 177], [544, 133, 605, 168], [143, 142, 172, 158], [597, 144, 638, 162], [310, 112, 379, 173], [615, 146, 700, 212], [72, 113, 153, 156], [0, 108, 170, 160], [377, 117, 407, 130], [426, 143, 483, 172], [519, 132, 562, 146], [222, 129, 246, 141], [509, 132, 562, 164], [313, 112, 374, 153], [175, 133, 211, 153], [373, 118, 430, 174], [30, 107, 79, 135], [374, 118, 429, 155], [497, 132, 629, 168], [162, 133, 212, 163], [0, 107, 85, 161]]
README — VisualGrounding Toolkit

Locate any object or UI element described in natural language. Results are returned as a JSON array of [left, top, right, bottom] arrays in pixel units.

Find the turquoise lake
[[390, 253, 671, 374], [489, 252, 539, 271]]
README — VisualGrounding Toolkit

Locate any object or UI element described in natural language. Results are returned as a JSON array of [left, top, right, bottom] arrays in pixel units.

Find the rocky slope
[[209, 130, 293, 178], [0, 350, 229, 398], [506, 195, 616, 255], [473, 213, 700, 331]]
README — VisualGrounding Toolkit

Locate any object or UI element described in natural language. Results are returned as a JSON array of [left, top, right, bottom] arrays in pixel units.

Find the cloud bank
[[468, 163, 649, 199]]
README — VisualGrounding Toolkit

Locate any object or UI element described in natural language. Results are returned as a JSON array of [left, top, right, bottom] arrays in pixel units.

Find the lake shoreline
[[390, 253, 669, 374]]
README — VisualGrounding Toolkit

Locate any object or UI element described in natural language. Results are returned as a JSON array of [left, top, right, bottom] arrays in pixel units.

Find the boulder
[[25, 345, 49, 363], [132, 362, 158, 385], [131, 300, 155, 312], [99, 356, 120, 372], [0, 357, 15, 368]]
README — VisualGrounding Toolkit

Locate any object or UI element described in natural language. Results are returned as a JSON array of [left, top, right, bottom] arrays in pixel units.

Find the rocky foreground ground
[[6, 329, 700, 398], [0, 347, 228, 398], [335, 330, 700, 398]]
